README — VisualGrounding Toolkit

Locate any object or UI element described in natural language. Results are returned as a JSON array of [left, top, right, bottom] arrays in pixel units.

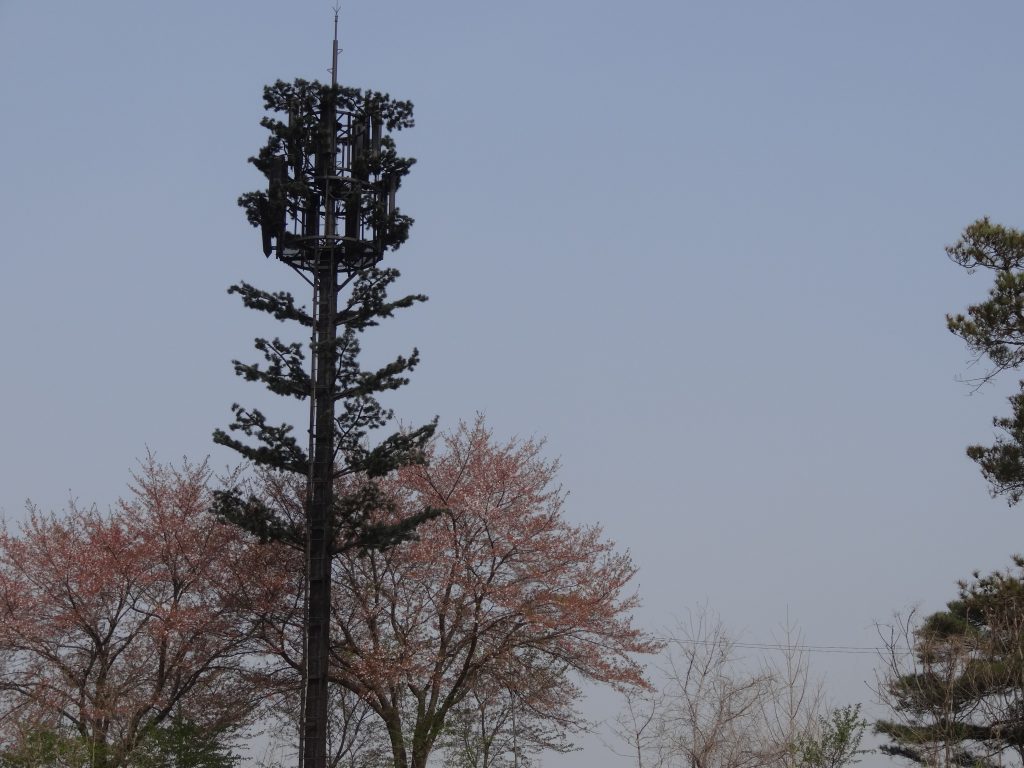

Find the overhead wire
[[656, 637, 908, 656]]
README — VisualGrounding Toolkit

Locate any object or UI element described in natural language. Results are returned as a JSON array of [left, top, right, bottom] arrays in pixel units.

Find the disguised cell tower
[[286, 17, 396, 768], [218, 9, 430, 768]]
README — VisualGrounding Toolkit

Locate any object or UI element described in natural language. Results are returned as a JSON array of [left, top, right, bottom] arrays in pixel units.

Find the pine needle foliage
[[947, 217, 1024, 504], [213, 78, 438, 554], [876, 559, 1024, 767]]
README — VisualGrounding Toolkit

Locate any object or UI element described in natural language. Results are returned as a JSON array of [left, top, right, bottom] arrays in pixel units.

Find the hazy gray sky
[[3, 1, 1024, 764]]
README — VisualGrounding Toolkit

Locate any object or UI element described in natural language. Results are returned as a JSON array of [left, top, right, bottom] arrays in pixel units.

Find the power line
[[658, 637, 908, 656]]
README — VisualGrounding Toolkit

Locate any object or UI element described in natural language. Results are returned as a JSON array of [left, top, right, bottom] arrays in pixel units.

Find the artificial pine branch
[[350, 422, 436, 478], [344, 507, 444, 553], [227, 283, 314, 327], [334, 269, 427, 329], [231, 338, 310, 399], [213, 406, 309, 475], [335, 352, 419, 401], [210, 489, 303, 547]]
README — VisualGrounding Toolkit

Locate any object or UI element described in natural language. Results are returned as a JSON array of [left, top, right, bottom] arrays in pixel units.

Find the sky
[[3, 1, 1024, 765]]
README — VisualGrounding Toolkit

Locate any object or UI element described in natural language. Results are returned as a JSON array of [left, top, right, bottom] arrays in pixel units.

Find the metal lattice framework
[[239, 25, 415, 768], [260, 103, 401, 274]]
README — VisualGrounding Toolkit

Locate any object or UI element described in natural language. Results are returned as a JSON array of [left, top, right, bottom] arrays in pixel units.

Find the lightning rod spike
[[331, 6, 340, 88]]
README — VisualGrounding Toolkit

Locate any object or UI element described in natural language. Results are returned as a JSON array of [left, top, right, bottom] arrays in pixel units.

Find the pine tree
[[213, 77, 437, 768], [947, 217, 1024, 503], [876, 561, 1024, 767]]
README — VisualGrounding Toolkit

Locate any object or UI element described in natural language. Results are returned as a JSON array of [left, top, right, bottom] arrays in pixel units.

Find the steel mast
[[302, 10, 340, 768]]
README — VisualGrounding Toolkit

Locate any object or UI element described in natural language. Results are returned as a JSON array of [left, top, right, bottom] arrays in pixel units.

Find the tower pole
[[301, 11, 341, 768]]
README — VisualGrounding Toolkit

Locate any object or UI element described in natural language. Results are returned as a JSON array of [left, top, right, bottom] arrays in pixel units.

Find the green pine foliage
[[948, 218, 1024, 504], [213, 78, 437, 552], [129, 718, 240, 768], [876, 559, 1024, 766]]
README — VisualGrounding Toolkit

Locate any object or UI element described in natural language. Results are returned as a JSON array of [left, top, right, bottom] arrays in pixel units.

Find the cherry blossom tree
[[439, 656, 580, 768], [0, 458, 272, 767], [247, 418, 661, 768]]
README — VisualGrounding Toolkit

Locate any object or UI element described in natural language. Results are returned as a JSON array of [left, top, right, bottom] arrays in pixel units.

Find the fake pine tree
[[213, 71, 436, 768]]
